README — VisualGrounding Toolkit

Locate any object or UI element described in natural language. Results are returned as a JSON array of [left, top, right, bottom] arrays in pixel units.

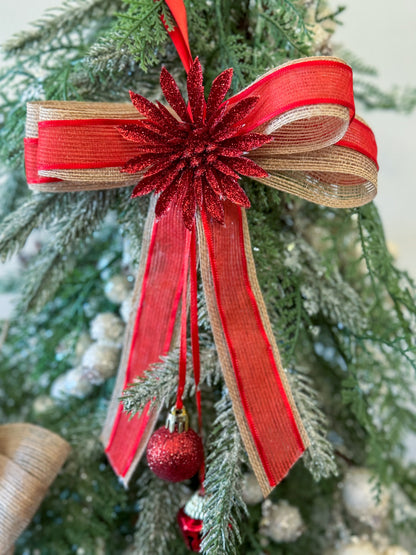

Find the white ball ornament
[[50, 367, 94, 400], [104, 274, 131, 304], [342, 467, 389, 528], [90, 312, 125, 346], [32, 394, 56, 415], [50, 374, 70, 401], [383, 547, 410, 555], [63, 367, 95, 398], [75, 332, 93, 362], [120, 293, 133, 324], [260, 499, 304, 543], [242, 473, 264, 505], [336, 539, 378, 555], [81, 342, 120, 384]]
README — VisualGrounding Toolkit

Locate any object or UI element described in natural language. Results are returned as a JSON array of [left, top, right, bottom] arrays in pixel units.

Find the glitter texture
[[146, 426, 204, 482], [119, 57, 271, 229]]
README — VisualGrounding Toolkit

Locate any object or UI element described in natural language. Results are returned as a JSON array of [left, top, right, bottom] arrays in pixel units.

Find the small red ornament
[[177, 507, 203, 552], [146, 407, 203, 482], [177, 490, 205, 552]]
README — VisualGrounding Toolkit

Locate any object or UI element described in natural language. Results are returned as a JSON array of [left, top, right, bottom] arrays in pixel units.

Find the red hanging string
[[190, 226, 205, 487], [159, 2, 192, 411], [190, 227, 202, 429], [161, 0, 193, 73], [175, 230, 192, 410], [162, 0, 204, 486]]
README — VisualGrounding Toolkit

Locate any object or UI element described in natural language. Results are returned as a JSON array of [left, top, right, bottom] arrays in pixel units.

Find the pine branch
[[259, 0, 313, 57], [85, 36, 140, 75], [18, 190, 121, 311], [117, 192, 149, 270], [0, 193, 58, 261], [341, 347, 416, 485], [336, 47, 378, 76], [354, 79, 416, 113], [122, 348, 182, 413], [134, 470, 189, 555], [289, 369, 338, 480], [357, 203, 416, 345], [2, 0, 121, 55], [200, 391, 248, 555], [282, 230, 366, 335], [0, 170, 30, 222], [110, 0, 174, 71], [122, 340, 221, 415], [338, 42, 416, 113], [314, 2, 346, 25]]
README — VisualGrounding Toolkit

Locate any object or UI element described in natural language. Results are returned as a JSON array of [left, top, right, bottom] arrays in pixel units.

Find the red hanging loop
[[190, 227, 205, 486], [190, 228, 202, 430], [175, 230, 192, 409], [162, 0, 193, 73]]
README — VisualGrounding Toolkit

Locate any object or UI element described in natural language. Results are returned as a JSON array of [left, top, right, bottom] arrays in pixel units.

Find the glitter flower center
[[118, 57, 271, 229]]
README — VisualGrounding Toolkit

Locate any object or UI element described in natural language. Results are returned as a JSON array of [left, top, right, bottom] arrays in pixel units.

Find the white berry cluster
[[50, 274, 132, 401]]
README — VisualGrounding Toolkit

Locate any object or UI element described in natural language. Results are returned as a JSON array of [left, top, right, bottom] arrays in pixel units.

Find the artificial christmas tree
[[0, 1, 415, 553]]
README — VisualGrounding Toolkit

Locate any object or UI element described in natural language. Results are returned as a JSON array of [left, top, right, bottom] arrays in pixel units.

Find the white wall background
[[0, 1, 415, 318], [335, 0, 416, 277]]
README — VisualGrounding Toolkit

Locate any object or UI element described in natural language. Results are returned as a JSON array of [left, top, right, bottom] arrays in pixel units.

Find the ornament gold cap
[[166, 406, 189, 433]]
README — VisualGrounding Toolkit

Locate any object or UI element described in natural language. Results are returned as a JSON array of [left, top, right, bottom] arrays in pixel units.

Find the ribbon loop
[[25, 101, 140, 190], [250, 118, 378, 208], [259, 104, 351, 154], [228, 58, 355, 133]]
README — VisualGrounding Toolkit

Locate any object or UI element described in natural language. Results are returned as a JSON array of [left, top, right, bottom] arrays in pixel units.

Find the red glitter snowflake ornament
[[118, 58, 271, 229]]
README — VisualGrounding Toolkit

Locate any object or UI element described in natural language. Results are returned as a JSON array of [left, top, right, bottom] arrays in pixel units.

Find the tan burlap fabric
[[197, 209, 309, 496], [26, 99, 377, 207], [26, 101, 141, 191], [0, 423, 70, 553], [100, 196, 175, 486]]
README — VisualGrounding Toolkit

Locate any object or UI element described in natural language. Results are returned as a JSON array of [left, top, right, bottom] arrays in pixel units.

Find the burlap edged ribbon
[[0, 423, 70, 553], [23, 56, 378, 495]]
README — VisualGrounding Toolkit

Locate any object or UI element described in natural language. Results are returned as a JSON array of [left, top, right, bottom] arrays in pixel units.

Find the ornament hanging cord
[[175, 228, 191, 410], [190, 227, 205, 486], [161, 7, 207, 483], [174, 224, 206, 486]]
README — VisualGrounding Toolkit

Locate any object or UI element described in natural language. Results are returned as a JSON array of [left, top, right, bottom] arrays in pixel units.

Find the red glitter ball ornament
[[118, 57, 270, 229], [146, 426, 203, 482]]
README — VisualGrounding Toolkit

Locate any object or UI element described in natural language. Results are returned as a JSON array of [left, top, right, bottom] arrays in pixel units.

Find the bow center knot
[[118, 58, 271, 229]]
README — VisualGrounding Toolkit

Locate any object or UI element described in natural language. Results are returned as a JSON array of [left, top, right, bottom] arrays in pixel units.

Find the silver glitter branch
[[200, 390, 248, 555], [289, 369, 338, 481]]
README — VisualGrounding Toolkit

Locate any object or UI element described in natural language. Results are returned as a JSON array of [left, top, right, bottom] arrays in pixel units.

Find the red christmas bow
[[24, 1, 378, 495]]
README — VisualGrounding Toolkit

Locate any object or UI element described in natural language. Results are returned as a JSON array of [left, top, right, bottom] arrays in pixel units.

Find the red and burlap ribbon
[[23, 1, 378, 497], [0, 423, 70, 553]]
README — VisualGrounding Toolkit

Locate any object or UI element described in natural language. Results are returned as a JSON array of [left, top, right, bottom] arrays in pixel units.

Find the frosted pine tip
[[118, 57, 271, 229]]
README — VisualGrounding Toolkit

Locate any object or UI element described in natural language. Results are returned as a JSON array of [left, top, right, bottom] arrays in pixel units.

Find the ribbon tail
[[197, 202, 309, 496], [102, 196, 189, 486]]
